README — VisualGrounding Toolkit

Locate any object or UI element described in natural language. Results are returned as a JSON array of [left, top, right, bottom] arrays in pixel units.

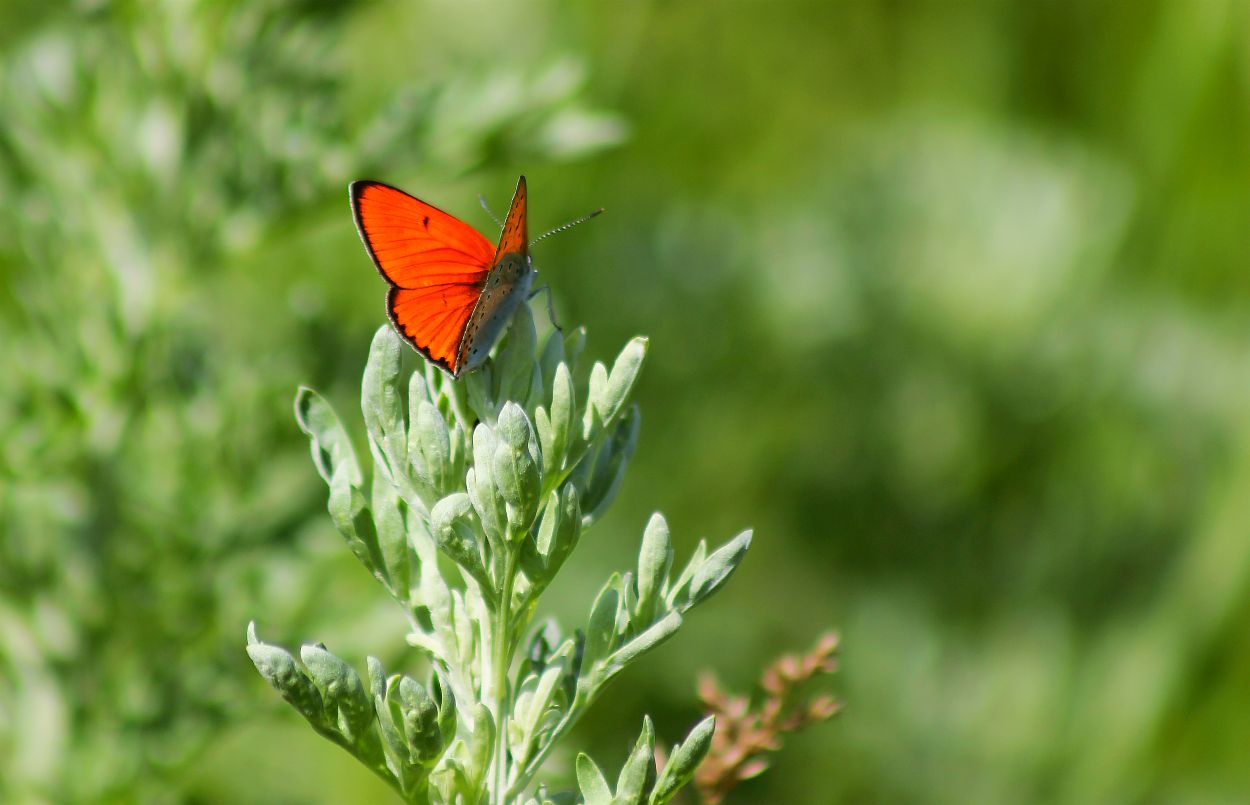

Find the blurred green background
[[4, 1, 1250, 802]]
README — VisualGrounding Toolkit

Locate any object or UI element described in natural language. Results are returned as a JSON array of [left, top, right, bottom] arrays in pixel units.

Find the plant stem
[[490, 548, 518, 805]]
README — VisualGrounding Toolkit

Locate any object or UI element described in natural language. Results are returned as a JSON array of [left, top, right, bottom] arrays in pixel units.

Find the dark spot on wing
[[423, 216, 430, 228]]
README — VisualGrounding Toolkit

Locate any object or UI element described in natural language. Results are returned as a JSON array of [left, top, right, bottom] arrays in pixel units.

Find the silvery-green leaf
[[614, 716, 655, 804], [469, 423, 506, 544], [635, 513, 672, 625], [295, 387, 361, 486], [546, 362, 575, 477], [493, 402, 542, 533], [604, 611, 682, 680], [648, 716, 715, 805], [619, 571, 638, 634], [430, 664, 457, 743], [465, 363, 497, 425], [438, 371, 473, 434], [372, 473, 410, 598], [576, 753, 613, 805], [528, 664, 564, 733], [538, 327, 565, 391], [563, 326, 587, 371], [408, 362, 432, 408], [678, 530, 752, 612], [664, 540, 706, 609], [582, 406, 639, 526], [535, 405, 556, 479], [400, 676, 443, 762], [532, 485, 562, 560], [430, 493, 492, 592], [595, 336, 647, 426], [328, 470, 387, 582], [495, 302, 538, 406], [582, 574, 621, 673], [367, 656, 387, 702], [374, 690, 410, 779], [449, 590, 475, 668], [582, 362, 609, 440], [362, 326, 407, 476], [551, 484, 582, 566], [418, 549, 454, 660], [300, 644, 374, 744], [246, 630, 324, 724], [519, 490, 561, 586], [525, 363, 544, 415], [430, 742, 472, 803], [467, 704, 495, 792], [414, 400, 453, 496]]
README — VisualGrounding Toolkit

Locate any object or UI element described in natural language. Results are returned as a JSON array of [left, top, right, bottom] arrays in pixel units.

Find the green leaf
[[362, 325, 407, 478], [414, 400, 453, 497], [582, 574, 622, 673], [681, 530, 753, 612], [614, 716, 655, 805], [399, 676, 443, 762], [468, 422, 506, 545], [493, 402, 543, 534], [551, 483, 582, 567], [543, 362, 575, 477], [563, 325, 587, 369], [595, 336, 647, 426], [465, 362, 498, 425], [649, 717, 715, 805], [295, 386, 361, 487], [523, 484, 582, 591], [583, 362, 609, 440], [372, 473, 410, 598], [495, 302, 538, 406], [582, 406, 640, 525], [635, 513, 672, 625], [408, 363, 432, 408], [430, 493, 492, 591], [300, 644, 374, 744], [520, 490, 560, 586], [374, 690, 410, 781], [366, 656, 387, 702], [576, 753, 613, 805], [538, 327, 566, 391], [430, 664, 458, 747], [665, 540, 706, 609], [604, 611, 682, 678], [328, 471, 387, 582], [246, 630, 324, 724], [466, 704, 496, 794]]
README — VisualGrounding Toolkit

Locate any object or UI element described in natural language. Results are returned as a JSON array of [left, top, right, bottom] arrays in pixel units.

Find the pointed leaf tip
[[576, 753, 612, 805]]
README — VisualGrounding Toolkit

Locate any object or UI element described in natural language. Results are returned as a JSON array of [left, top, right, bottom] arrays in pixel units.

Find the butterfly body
[[457, 252, 535, 373], [351, 176, 532, 377]]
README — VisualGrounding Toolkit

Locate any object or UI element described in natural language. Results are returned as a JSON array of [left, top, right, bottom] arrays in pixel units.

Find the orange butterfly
[[350, 176, 538, 377]]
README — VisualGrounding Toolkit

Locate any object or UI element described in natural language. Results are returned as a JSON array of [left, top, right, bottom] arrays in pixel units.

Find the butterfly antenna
[[530, 208, 605, 246], [479, 193, 504, 230]]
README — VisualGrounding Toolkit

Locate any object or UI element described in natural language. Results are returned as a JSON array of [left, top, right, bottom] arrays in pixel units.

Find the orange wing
[[493, 176, 528, 262], [350, 180, 496, 374]]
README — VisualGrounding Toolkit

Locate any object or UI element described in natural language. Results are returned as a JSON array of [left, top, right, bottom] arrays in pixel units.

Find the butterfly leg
[[528, 284, 562, 331]]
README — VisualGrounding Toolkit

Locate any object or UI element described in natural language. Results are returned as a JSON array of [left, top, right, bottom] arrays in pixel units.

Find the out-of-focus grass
[[4, 1, 1250, 803]]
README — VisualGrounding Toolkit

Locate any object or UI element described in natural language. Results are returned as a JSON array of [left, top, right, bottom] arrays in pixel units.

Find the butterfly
[[349, 176, 538, 378]]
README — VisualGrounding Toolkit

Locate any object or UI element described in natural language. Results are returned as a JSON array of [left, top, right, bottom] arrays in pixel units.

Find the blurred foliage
[[0, 1, 620, 801], [3, 0, 1250, 803]]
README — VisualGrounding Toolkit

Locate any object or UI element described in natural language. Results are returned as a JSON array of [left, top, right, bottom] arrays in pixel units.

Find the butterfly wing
[[493, 175, 528, 262], [350, 180, 495, 374]]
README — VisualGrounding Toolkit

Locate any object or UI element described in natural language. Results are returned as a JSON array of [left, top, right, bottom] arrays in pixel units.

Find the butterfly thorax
[[457, 252, 535, 373]]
